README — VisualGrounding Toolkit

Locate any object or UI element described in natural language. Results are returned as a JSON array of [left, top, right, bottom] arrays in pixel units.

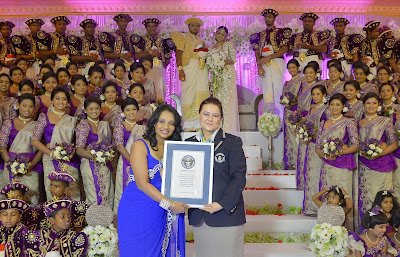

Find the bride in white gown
[[210, 26, 240, 135]]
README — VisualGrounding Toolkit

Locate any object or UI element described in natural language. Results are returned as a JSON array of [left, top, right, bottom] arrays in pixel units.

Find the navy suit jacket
[[185, 129, 247, 227]]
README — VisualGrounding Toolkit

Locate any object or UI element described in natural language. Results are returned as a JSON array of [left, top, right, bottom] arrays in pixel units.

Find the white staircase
[[184, 131, 316, 257]]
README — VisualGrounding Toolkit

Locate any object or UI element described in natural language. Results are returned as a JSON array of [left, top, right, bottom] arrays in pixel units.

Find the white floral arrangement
[[257, 112, 282, 137], [206, 48, 230, 93], [309, 223, 349, 257], [82, 224, 118, 257], [360, 138, 383, 159], [51, 143, 75, 162], [88, 143, 115, 165]]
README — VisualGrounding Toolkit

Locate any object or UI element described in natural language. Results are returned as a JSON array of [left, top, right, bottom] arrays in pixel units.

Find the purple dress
[[113, 123, 145, 214], [348, 232, 398, 256]]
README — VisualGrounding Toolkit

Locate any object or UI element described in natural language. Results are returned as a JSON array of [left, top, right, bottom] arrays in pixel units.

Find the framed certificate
[[161, 141, 214, 208]]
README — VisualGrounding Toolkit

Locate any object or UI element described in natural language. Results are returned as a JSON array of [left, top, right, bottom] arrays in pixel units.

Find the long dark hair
[[362, 207, 389, 229], [143, 104, 182, 150]]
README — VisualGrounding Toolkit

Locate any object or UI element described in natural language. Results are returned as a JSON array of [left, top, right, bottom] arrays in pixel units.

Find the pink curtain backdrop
[[5, 14, 400, 104]]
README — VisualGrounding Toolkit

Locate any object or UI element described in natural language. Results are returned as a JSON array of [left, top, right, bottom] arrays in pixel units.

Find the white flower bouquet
[[6, 154, 31, 176], [309, 223, 349, 257], [89, 143, 115, 165], [296, 121, 316, 142], [360, 138, 383, 159], [257, 112, 282, 137], [320, 138, 344, 157], [82, 224, 118, 257], [51, 142, 75, 162], [206, 48, 229, 93]]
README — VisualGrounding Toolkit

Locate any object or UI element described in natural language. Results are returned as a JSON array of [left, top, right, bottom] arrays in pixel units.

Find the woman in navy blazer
[[185, 97, 247, 257]]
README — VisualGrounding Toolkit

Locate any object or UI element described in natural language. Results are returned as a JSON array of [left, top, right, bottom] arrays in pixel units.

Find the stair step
[[245, 215, 317, 233], [185, 214, 316, 234], [244, 189, 303, 207], [185, 243, 313, 257], [246, 173, 296, 189], [247, 169, 296, 175]]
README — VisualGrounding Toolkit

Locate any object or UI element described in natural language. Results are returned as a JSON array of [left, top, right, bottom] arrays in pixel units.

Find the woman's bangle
[[324, 154, 327, 160], [159, 199, 175, 210], [344, 195, 350, 199]]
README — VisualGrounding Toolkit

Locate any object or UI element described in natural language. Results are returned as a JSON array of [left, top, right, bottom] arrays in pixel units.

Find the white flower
[[392, 96, 396, 102], [356, 92, 361, 98], [322, 97, 327, 103], [372, 152, 377, 157], [125, 89, 129, 96], [96, 151, 103, 157], [376, 147, 383, 153], [95, 225, 105, 234], [342, 106, 348, 113], [369, 144, 376, 150], [90, 150, 96, 155], [95, 243, 106, 254], [299, 128, 304, 133], [11, 162, 18, 168], [377, 106, 382, 112], [99, 95, 105, 101], [367, 150, 373, 155], [367, 74, 374, 81], [89, 234, 99, 244], [85, 74, 90, 82], [38, 80, 43, 85], [120, 113, 125, 118]]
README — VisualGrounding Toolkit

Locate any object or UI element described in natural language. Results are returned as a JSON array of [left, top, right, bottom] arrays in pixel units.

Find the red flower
[[274, 213, 285, 216], [277, 240, 283, 243], [277, 203, 282, 207]]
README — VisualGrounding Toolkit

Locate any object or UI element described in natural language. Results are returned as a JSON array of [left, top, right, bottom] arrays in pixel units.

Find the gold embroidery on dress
[[340, 35, 353, 60], [270, 29, 279, 53]]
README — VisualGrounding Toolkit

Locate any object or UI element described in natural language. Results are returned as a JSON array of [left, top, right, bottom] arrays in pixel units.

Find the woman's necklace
[[44, 92, 51, 97], [348, 99, 358, 105], [383, 102, 393, 108], [18, 116, 31, 124], [53, 109, 65, 118], [360, 82, 367, 87], [365, 114, 378, 121], [331, 80, 341, 88], [125, 119, 136, 126], [116, 78, 124, 83], [331, 114, 343, 123], [365, 230, 380, 244], [394, 232, 400, 244], [291, 75, 299, 80], [87, 117, 99, 126], [104, 101, 116, 109], [74, 94, 85, 102], [315, 102, 324, 109]]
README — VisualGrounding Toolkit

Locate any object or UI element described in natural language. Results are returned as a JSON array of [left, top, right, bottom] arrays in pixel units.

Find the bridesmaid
[[56, 67, 71, 88], [392, 101, 400, 196], [9, 66, 24, 97], [376, 65, 398, 90], [282, 59, 303, 170], [379, 83, 400, 115], [100, 81, 121, 128], [352, 61, 378, 98], [0, 73, 15, 118], [111, 61, 130, 99], [0, 94, 43, 204], [128, 63, 148, 104], [302, 85, 329, 215], [76, 97, 114, 208], [326, 62, 345, 97], [316, 93, 359, 224], [87, 65, 104, 98], [37, 72, 57, 115], [69, 75, 87, 117], [139, 56, 157, 104], [9, 79, 41, 120], [128, 83, 153, 123], [34, 64, 53, 95], [15, 58, 28, 79], [113, 98, 145, 214], [296, 64, 325, 190], [357, 92, 398, 232], [343, 80, 364, 121], [66, 62, 78, 78], [31, 86, 80, 201]]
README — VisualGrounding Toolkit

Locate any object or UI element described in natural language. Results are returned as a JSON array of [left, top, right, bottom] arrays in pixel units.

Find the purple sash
[[323, 154, 357, 170], [88, 159, 108, 205], [359, 154, 397, 172]]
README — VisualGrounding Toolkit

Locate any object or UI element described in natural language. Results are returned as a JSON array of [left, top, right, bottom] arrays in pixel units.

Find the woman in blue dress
[[118, 104, 189, 257]]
